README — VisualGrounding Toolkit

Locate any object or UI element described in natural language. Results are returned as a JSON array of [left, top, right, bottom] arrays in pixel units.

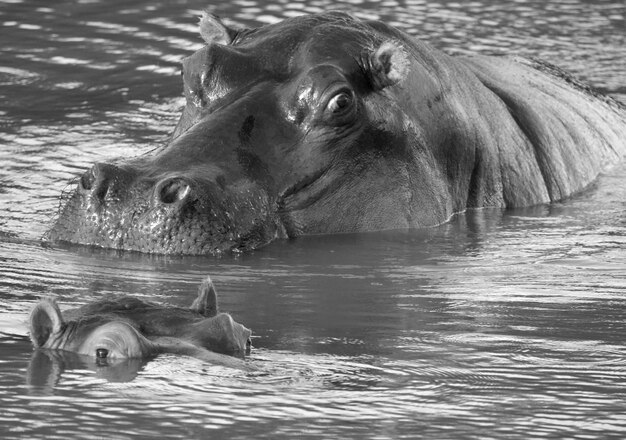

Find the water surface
[[1, 0, 625, 438]]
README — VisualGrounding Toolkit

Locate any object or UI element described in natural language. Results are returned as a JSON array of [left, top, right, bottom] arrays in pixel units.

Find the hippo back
[[458, 55, 626, 207]]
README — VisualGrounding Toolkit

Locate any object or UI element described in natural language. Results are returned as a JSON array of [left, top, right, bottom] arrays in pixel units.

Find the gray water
[[1, 0, 625, 438]]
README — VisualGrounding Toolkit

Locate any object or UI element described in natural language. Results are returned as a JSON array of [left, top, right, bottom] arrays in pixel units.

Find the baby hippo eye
[[96, 348, 109, 359], [77, 322, 152, 359], [326, 91, 353, 114]]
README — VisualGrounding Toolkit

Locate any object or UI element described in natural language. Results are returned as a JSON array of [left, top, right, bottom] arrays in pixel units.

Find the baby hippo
[[28, 276, 251, 367]]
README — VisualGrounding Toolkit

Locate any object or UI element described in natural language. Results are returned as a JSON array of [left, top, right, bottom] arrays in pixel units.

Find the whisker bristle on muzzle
[[42, 176, 80, 241]]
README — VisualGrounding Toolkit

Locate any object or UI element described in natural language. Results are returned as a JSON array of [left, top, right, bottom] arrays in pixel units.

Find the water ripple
[[1, 0, 625, 438]]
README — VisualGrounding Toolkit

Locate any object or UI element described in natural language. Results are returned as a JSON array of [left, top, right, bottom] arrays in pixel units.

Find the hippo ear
[[29, 298, 64, 348], [190, 276, 219, 317], [368, 41, 410, 90], [199, 11, 240, 45]]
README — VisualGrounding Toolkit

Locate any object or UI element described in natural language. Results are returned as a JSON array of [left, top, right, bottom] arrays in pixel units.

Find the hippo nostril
[[78, 163, 111, 200], [79, 166, 98, 191], [156, 178, 191, 205], [96, 348, 109, 358]]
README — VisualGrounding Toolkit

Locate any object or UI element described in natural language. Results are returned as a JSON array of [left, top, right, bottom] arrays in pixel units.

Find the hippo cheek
[[76, 322, 154, 360]]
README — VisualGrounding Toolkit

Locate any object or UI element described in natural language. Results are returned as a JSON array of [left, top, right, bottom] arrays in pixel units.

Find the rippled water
[[1, 0, 625, 438]]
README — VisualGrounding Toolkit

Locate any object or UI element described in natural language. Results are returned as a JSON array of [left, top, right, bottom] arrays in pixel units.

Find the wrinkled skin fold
[[29, 276, 252, 367], [46, 11, 626, 255]]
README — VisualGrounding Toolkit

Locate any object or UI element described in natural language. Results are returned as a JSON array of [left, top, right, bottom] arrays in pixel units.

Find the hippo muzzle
[[47, 114, 285, 255]]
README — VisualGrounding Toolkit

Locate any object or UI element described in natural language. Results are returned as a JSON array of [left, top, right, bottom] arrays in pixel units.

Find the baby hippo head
[[28, 276, 252, 365]]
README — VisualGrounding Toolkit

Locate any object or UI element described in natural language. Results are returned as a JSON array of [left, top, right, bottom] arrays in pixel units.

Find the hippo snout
[[49, 154, 265, 253]]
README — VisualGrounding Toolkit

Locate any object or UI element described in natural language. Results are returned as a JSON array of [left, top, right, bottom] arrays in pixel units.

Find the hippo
[[28, 276, 252, 367], [46, 11, 626, 255]]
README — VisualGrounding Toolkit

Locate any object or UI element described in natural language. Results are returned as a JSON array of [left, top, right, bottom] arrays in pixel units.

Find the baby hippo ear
[[29, 298, 64, 348], [199, 11, 241, 45], [368, 41, 410, 90], [190, 276, 219, 317]]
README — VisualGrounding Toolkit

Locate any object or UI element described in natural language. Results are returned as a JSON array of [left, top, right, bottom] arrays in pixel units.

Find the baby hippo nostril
[[156, 178, 191, 205], [96, 348, 109, 358]]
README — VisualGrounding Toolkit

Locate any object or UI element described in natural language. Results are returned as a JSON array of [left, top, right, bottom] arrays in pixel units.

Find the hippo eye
[[326, 91, 353, 115], [78, 322, 150, 359], [96, 348, 109, 358]]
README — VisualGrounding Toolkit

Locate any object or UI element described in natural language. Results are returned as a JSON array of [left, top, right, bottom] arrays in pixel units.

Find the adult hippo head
[[47, 11, 626, 254], [29, 276, 252, 367]]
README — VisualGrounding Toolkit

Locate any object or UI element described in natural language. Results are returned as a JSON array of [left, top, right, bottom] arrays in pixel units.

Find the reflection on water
[[27, 349, 149, 389], [1, 0, 625, 438], [2, 188, 626, 437]]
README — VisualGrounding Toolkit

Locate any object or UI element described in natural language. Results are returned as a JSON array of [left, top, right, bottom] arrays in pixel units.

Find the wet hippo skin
[[29, 276, 251, 367], [46, 11, 626, 255]]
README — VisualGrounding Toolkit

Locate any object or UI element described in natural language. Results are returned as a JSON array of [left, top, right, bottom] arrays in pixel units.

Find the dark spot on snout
[[238, 115, 255, 145], [236, 149, 273, 188], [426, 93, 443, 109]]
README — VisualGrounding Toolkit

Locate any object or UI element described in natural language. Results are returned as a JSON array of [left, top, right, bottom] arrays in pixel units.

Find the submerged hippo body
[[47, 12, 626, 255], [29, 277, 251, 366]]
